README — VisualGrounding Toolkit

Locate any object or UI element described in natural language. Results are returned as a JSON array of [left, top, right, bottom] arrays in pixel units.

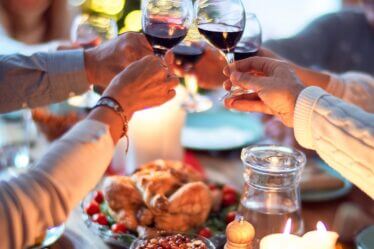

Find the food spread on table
[[83, 159, 241, 246]]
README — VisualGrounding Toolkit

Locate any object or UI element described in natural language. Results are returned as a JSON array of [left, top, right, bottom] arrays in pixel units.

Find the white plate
[[182, 107, 264, 151]]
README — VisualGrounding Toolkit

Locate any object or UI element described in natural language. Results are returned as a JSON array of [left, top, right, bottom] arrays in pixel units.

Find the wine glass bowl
[[234, 13, 262, 61], [71, 14, 118, 48], [142, 0, 194, 56], [195, 0, 245, 63]]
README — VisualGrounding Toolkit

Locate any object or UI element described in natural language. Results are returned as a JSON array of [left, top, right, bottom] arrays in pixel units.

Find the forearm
[[0, 50, 89, 113], [0, 119, 115, 248], [294, 87, 374, 198]]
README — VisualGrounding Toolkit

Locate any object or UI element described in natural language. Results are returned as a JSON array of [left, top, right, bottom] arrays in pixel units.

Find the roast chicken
[[103, 160, 213, 232]]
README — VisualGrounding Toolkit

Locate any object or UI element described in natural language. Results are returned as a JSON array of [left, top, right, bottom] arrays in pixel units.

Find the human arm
[[258, 48, 374, 112], [0, 32, 152, 113], [0, 56, 179, 249], [224, 57, 374, 198]]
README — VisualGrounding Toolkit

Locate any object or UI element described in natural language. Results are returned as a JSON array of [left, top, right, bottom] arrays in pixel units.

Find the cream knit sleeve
[[294, 86, 374, 199], [325, 72, 374, 112]]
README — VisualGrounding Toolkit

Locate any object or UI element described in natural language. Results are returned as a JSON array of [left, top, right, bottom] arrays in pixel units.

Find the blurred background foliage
[[70, 0, 142, 34]]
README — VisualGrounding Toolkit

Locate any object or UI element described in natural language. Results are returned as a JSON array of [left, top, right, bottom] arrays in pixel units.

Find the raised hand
[[223, 57, 305, 127], [84, 32, 153, 87]]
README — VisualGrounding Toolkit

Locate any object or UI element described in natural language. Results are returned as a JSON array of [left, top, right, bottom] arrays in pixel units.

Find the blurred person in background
[[264, 0, 374, 74], [259, 0, 374, 149], [0, 0, 77, 54]]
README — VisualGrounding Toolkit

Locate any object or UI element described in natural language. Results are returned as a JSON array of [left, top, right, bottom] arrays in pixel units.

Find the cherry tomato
[[92, 213, 108, 226], [84, 201, 100, 216], [226, 211, 237, 224], [94, 190, 104, 204], [222, 185, 237, 195], [198, 227, 213, 238], [111, 223, 127, 234], [222, 192, 238, 207]]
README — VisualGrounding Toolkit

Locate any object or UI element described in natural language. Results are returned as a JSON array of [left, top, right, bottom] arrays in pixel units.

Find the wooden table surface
[[50, 151, 373, 249]]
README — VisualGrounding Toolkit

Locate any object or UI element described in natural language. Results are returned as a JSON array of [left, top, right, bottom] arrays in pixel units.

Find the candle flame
[[317, 221, 327, 232], [283, 218, 292, 234]]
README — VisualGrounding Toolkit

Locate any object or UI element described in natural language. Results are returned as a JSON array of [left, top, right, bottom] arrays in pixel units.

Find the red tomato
[[92, 213, 108, 226], [111, 223, 127, 234], [94, 191, 104, 204], [84, 201, 100, 216], [222, 185, 237, 195], [198, 227, 213, 238], [226, 211, 237, 224], [222, 192, 238, 207]]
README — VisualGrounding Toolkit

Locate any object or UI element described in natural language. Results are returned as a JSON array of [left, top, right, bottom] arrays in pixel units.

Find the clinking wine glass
[[195, 0, 245, 64], [142, 0, 194, 57], [69, 14, 118, 108], [228, 13, 262, 97], [172, 42, 212, 112]]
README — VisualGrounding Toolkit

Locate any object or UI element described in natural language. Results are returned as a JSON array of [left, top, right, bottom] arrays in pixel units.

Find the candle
[[259, 219, 304, 249], [225, 216, 255, 249], [302, 221, 339, 249], [113, 86, 187, 174]]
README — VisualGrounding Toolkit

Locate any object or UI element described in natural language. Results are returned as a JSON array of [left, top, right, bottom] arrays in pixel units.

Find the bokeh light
[[89, 0, 126, 16], [119, 10, 142, 33]]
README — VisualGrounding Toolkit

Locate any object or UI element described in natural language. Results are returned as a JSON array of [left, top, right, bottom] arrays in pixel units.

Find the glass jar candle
[[238, 145, 306, 248]]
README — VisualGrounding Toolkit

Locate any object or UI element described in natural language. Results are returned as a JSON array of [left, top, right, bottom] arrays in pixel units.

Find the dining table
[[49, 150, 374, 249]]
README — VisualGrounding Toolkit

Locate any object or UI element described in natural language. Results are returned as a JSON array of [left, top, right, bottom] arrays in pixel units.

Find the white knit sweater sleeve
[[325, 71, 374, 112], [294, 86, 374, 199]]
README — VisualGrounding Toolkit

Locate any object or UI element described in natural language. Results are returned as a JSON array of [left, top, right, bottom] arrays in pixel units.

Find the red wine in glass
[[198, 23, 243, 53], [144, 22, 188, 56], [172, 44, 205, 71], [234, 42, 259, 61]]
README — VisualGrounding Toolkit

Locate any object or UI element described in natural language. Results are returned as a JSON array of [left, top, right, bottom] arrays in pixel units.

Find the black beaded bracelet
[[93, 96, 129, 152]]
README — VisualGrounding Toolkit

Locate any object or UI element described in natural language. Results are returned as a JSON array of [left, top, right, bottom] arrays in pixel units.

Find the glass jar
[[238, 145, 306, 248]]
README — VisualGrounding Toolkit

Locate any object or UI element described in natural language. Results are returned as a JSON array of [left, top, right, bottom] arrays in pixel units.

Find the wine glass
[[195, 0, 245, 64], [172, 41, 212, 112], [68, 14, 118, 108], [228, 13, 262, 97], [234, 13, 262, 61], [142, 0, 194, 57]]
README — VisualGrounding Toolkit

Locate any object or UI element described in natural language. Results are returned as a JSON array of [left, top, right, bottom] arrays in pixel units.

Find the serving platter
[[81, 181, 239, 249]]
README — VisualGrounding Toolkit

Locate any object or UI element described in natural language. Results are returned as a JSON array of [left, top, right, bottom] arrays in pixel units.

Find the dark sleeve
[[0, 50, 89, 113], [264, 12, 340, 68]]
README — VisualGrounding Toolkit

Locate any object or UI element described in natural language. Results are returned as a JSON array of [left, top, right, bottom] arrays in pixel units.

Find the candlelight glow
[[283, 218, 292, 234], [317, 221, 327, 232]]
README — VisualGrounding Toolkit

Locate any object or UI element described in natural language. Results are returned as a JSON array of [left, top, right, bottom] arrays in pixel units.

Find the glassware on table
[[225, 13, 262, 98], [239, 145, 306, 248], [69, 14, 118, 108], [234, 13, 262, 61], [142, 0, 194, 57], [172, 42, 212, 112], [195, 0, 246, 64], [0, 110, 35, 169]]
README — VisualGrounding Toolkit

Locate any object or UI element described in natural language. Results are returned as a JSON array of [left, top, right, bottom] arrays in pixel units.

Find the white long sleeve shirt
[[0, 120, 115, 249], [294, 72, 374, 199]]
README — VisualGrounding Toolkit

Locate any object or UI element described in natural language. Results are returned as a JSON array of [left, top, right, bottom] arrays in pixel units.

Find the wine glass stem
[[184, 73, 198, 101], [226, 52, 235, 64]]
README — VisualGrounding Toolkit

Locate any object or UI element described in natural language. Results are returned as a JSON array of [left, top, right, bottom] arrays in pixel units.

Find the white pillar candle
[[302, 221, 339, 249], [259, 219, 304, 249], [124, 86, 187, 173], [260, 233, 304, 249]]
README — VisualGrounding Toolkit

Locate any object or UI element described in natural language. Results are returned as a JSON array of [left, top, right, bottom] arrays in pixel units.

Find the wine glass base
[[182, 94, 213, 113]]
